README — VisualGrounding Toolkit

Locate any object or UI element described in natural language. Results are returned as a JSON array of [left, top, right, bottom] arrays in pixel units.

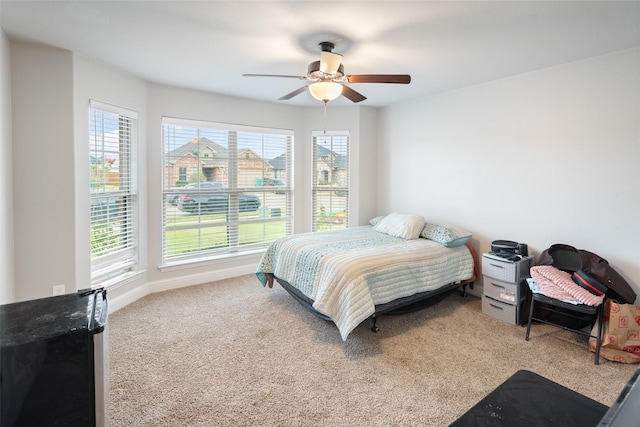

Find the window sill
[[158, 248, 266, 273], [97, 270, 145, 291]]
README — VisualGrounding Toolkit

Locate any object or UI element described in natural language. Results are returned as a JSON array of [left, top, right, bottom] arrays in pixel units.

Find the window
[[312, 131, 349, 231], [89, 100, 138, 285], [162, 117, 293, 263]]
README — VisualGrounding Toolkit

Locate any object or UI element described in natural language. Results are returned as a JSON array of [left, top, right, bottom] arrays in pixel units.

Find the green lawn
[[164, 211, 287, 257], [94, 206, 343, 259]]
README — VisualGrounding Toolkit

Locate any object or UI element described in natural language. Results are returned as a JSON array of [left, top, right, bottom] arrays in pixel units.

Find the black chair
[[525, 292, 603, 365]]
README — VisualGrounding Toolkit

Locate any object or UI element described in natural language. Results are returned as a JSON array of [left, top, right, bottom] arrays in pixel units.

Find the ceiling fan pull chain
[[323, 101, 328, 134]]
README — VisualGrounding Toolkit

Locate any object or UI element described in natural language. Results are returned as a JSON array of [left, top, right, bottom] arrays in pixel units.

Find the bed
[[256, 213, 478, 340]]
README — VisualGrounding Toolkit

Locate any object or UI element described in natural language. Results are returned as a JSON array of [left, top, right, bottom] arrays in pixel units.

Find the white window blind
[[312, 131, 349, 232], [89, 100, 138, 285], [162, 117, 293, 263]]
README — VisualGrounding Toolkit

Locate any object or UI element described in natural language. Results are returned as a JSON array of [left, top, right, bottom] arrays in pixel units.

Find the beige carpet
[[108, 275, 637, 426]]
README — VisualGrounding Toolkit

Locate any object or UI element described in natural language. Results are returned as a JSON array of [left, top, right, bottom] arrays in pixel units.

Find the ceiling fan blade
[[346, 74, 411, 84], [319, 51, 343, 75], [278, 85, 309, 100], [341, 85, 367, 103], [243, 73, 307, 80]]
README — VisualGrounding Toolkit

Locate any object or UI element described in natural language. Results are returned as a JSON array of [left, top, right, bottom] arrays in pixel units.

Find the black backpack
[[580, 250, 636, 304], [537, 244, 636, 304]]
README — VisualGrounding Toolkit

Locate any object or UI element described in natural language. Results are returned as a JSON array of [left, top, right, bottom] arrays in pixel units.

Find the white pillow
[[373, 212, 425, 240]]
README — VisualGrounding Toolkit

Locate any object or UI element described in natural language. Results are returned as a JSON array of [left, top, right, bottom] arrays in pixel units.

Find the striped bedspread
[[256, 226, 474, 340]]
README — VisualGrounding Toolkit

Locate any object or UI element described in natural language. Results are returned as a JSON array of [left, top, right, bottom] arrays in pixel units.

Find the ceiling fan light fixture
[[319, 51, 343, 74], [243, 39, 409, 104], [309, 81, 343, 102]]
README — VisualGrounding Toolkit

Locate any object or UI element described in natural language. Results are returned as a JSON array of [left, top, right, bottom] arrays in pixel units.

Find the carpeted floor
[[108, 274, 637, 426]]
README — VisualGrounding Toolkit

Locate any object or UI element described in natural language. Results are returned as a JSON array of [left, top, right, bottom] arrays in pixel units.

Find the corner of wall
[[0, 29, 15, 304]]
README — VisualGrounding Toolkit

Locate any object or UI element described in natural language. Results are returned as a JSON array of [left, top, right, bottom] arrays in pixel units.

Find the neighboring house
[[315, 144, 347, 187], [164, 137, 228, 187], [268, 153, 287, 181], [238, 148, 272, 188], [270, 145, 347, 188], [164, 137, 280, 188]]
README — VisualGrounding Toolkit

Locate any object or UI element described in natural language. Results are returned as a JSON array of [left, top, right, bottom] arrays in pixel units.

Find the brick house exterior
[[165, 137, 275, 188]]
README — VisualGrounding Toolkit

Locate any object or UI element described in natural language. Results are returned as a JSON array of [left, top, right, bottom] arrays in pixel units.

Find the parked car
[[166, 182, 198, 206], [167, 192, 183, 206], [176, 181, 261, 214], [256, 177, 286, 194], [91, 197, 123, 219]]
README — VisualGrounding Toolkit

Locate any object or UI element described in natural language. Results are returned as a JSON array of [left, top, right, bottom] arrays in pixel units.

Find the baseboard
[[148, 264, 256, 294], [108, 282, 150, 313], [109, 264, 256, 313], [465, 281, 483, 298]]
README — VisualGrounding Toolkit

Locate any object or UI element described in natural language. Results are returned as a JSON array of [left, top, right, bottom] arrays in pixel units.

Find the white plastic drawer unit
[[482, 253, 532, 283], [482, 295, 519, 325], [483, 276, 524, 304]]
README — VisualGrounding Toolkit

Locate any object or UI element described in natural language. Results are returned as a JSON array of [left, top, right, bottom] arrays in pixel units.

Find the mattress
[[256, 226, 474, 340]]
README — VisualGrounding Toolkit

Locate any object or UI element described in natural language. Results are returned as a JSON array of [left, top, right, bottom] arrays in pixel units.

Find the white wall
[[354, 106, 378, 225], [8, 41, 149, 304], [378, 47, 640, 300], [10, 41, 75, 302], [0, 29, 14, 304]]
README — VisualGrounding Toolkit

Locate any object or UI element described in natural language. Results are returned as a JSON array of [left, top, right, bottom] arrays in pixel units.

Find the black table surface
[[450, 370, 608, 427]]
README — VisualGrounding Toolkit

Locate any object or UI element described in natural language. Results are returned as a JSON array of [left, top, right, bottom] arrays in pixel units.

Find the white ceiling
[[2, 1, 639, 107]]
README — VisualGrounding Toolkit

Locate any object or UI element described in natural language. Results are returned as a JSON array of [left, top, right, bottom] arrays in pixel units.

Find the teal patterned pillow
[[369, 215, 386, 226], [420, 223, 471, 247]]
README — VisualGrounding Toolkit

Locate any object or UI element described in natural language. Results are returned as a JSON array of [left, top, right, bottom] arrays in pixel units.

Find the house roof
[[268, 145, 347, 171], [316, 144, 347, 169], [268, 154, 287, 171], [165, 138, 228, 167]]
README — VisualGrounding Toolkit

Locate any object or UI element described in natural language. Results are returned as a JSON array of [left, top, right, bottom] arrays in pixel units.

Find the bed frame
[[270, 273, 471, 333]]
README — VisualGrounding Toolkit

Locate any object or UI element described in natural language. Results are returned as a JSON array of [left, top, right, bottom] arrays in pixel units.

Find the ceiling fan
[[243, 41, 411, 104]]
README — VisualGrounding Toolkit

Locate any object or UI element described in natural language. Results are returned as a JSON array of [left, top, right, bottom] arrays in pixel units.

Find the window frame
[[311, 130, 349, 232], [161, 117, 293, 265], [89, 100, 139, 286]]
